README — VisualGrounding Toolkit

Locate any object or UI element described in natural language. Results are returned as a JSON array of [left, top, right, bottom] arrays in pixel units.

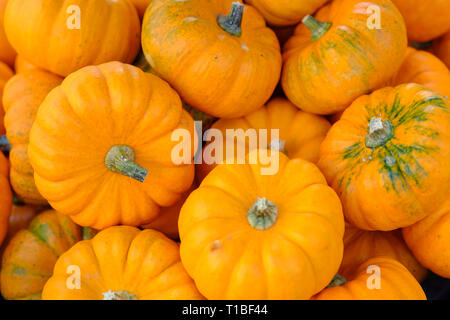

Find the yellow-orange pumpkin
[[14, 56, 42, 74], [433, 31, 450, 70]]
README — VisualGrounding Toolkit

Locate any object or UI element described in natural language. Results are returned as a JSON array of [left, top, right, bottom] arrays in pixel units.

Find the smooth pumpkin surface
[[403, 199, 450, 279], [341, 223, 427, 282], [142, 0, 281, 118], [42, 226, 204, 300], [313, 257, 427, 300], [282, 0, 407, 115], [0, 0, 15, 66], [0, 152, 12, 246], [433, 31, 450, 69], [14, 56, 42, 74], [3, 70, 63, 204], [5, 0, 140, 77], [0, 210, 84, 300], [196, 97, 331, 182], [318, 84, 450, 231], [0, 61, 13, 135], [245, 0, 328, 26], [179, 150, 345, 299], [391, 0, 450, 42], [130, 0, 152, 19], [28, 62, 196, 230]]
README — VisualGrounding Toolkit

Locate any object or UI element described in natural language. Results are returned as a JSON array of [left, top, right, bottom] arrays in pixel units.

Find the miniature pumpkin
[[245, 0, 328, 26], [391, 0, 450, 42], [3, 70, 63, 204], [142, 0, 282, 118], [42, 226, 204, 300], [0, 210, 92, 300], [318, 84, 450, 231], [14, 56, 42, 74], [28, 62, 196, 230], [0, 61, 13, 135], [433, 31, 450, 69], [196, 97, 331, 182], [282, 0, 407, 115], [5, 0, 140, 77], [0, 152, 12, 246], [313, 257, 427, 300], [403, 200, 450, 279], [179, 150, 345, 299], [0, 0, 15, 66], [341, 223, 427, 282]]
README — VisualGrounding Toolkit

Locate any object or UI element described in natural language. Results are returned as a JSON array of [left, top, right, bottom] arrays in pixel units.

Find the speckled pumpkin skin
[[318, 84, 450, 231], [142, 0, 282, 119], [403, 199, 450, 279], [42, 226, 204, 300], [0, 210, 83, 300], [433, 31, 450, 70], [245, 0, 328, 26], [282, 0, 407, 115], [0, 152, 12, 247], [313, 257, 427, 300], [3, 70, 63, 204]]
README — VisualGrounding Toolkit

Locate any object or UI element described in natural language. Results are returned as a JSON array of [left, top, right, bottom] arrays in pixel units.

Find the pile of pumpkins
[[0, 0, 449, 300]]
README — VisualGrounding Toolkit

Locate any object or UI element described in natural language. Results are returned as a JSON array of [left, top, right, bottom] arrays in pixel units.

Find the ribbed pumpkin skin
[[391, 0, 450, 42], [196, 97, 331, 182], [179, 151, 345, 300], [3, 70, 63, 204], [0, 210, 82, 300], [318, 84, 450, 231], [14, 56, 42, 74], [245, 0, 328, 26], [403, 200, 450, 278], [4, 0, 140, 77], [282, 0, 407, 115], [389, 47, 450, 98], [433, 31, 450, 69], [0, 152, 12, 246], [313, 257, 427, 300], [0, 61, 13, 135], [341, 224, 427, 282], [42, 226, 204, 300], [28, 62, 196, 230], [0, 0, 15, 66], [142, 0, 282, 119]]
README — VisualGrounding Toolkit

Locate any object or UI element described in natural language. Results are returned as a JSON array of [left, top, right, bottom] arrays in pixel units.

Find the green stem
[[105, 145, 148, 183], [102, 290, 137, 300], [247, 198, 278, 230], [0, 135, 11, 154], [327, 274, 347, 288], [217, 1, 244, 37], [302, 15, 332, 41], [365, 117, 394, 149]]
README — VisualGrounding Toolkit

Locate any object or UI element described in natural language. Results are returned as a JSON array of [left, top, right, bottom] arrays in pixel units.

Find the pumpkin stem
[[302, 15, 332, 41], [217, 1, 244, 37], [247, 197, 278, 230], [327, 274, 347, 288], [0, 135, 11, 154], [102, 290, 137, 300], [105, 145, 148, 183], [365, 117, 394, 149]]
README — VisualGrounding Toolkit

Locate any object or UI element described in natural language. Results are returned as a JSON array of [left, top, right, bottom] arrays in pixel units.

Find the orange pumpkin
[[403, 199, 450, 279], [0, 61, 13, 135], [0, 0, 15, 66], [28, 62, 196, 230], [179, 150, 345, 299], [42, 226, 204, 300], [130, 0, 152, 19], [433, 31, 450, 70], [282, 0, 407, 115], [245, 0, 328, 26], [391, 0, 450, 42], [196, 97, 331, 182], [318, 84, 450, 231], [341, 223, 427, 282], [0, 210, 91, 300], [313, 257, 427, 300], [14, 56, 42, 74], [5, 0, 140, 77], [0, 152, 12, 246], [3, 70, 63, 204], [142, 0, 281, 118]]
